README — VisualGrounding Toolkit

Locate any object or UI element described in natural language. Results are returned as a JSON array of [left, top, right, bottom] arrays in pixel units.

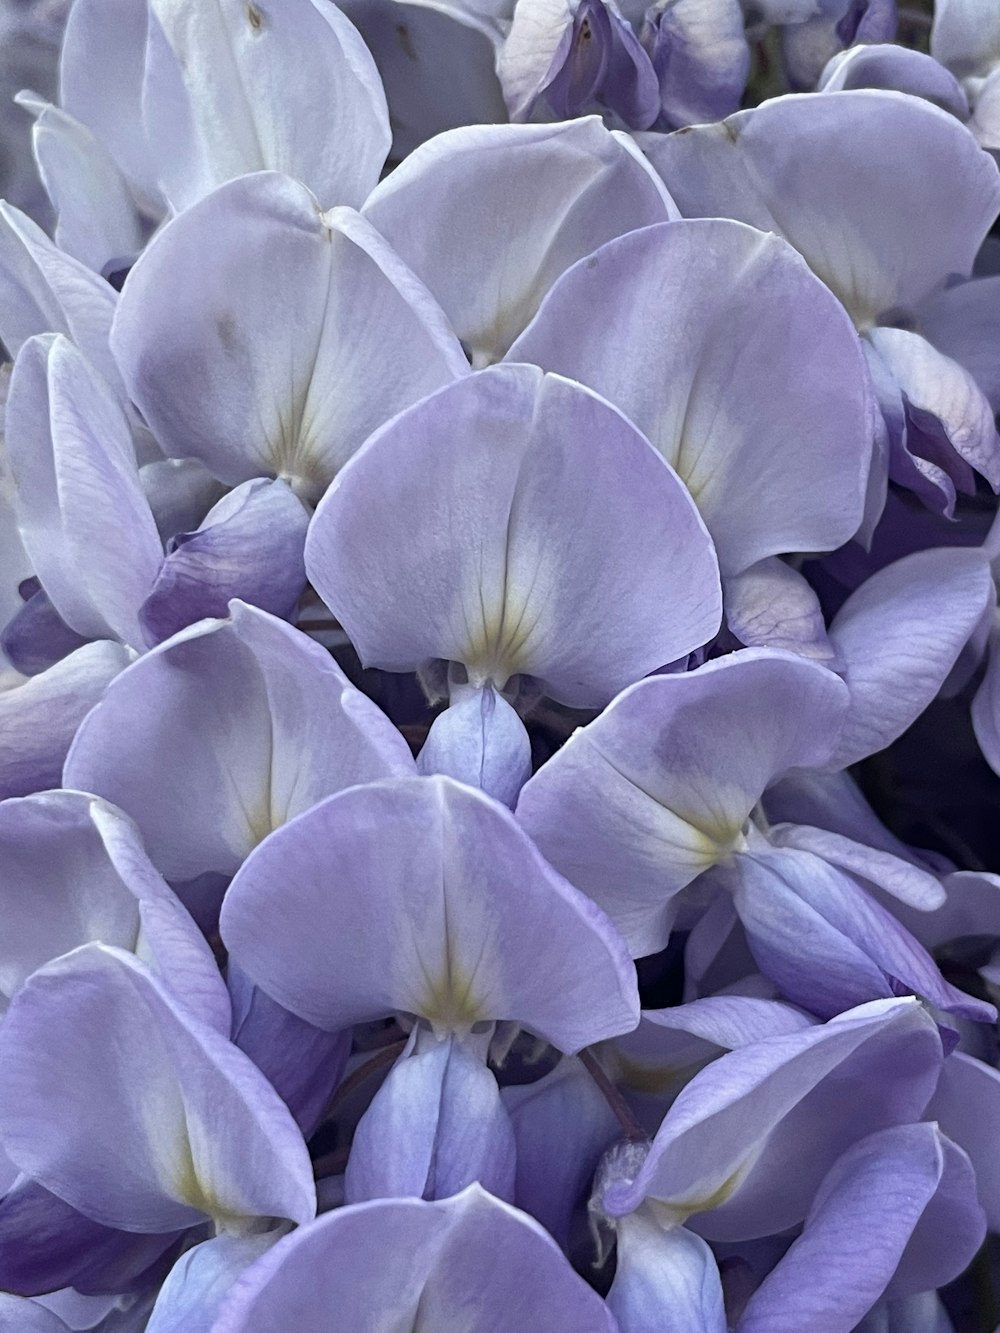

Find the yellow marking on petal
[[463, 573, 552, 690], [587, 738, 750, 870], [647, 1157, 756, 1228], [169, 1112, 248, 1232], [418, 960, 486, 1038]]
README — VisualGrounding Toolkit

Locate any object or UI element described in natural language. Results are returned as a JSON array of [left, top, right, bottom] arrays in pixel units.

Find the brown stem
[[299, 617, 343, 631], [318, 1038, 408, 1124], [360, 1022, 412, 1051], [896, 6, 931, 27], [312, 1145, 351, 1179], [579, 1049, 648, 1143]]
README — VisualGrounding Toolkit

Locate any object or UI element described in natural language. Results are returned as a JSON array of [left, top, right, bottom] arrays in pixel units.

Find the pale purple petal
[[642, 995, 815, 1046], [607, 1211, 726, 1333], [145, 1233, 278, 1333], [363, 117, 674, 364], [969, 68, 1000, 149], [972, 622, 1000, 774], [0, 1295, 72, 1332], [0, 640, 130, 800], [417, 684, 532, 808], [781, 0, 897, 92], [718, 853, 894, 1016], [140, 459, 226, 546], [644, 0, 749, 127], [0, 1167, 182, 1297], [827, 547, 994, 767], [503, 1056, 620, 1246], [516, 649, 847, 956], [723, 560, 837, 662], [337, 0, 507, 160], [64, 601, 414, 882], [227, 961, 350, 1135], [926, 1050, 1000, 1232], [736, 1124, 975, 1333], [764, 768, 948, 874], [931, 0, 1000, 78], [619, 1001, 815, 1138], [1, 584, 89, 677], [59, 0, 159, 202], [345, 1032, 516, 1204], [884, 1131, 984, 1300], [0, 201, 119, 388], [89, 800, 232, 1034], [498, 0, 595, 122], [22, 98, 146, 277], [143, 0, 390, 212], [602, 998, 942, 1239], [138, 479, 308, 646], [509, 220, 873, 574], [727, 846, 991, 1022], [867, 325, 1000, 492], [6, 335, 162, 648], [111, 174, 467, 501], [917, 275, 1000, 412], [221, 775, 639, 1050], [0, 790, 229, 1033], [768, 824, 946, 910], [499, 0, 661, 130], [910, 870, 1000, 951], [212, 1185, 619, 1332], [0, 945, 315, 1233], [306, 364, 721, 707], [642, 90, 1000, 324], [818, 44, 969, 119]]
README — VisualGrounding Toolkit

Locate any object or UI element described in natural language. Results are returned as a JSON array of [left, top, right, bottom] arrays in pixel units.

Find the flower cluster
[[2, 0, 1000, 1329]]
